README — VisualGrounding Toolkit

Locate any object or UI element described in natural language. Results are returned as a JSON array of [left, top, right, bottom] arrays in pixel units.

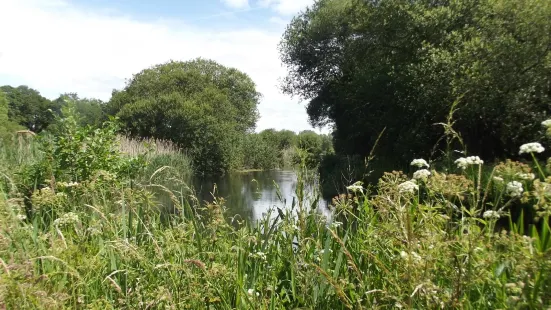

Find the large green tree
[[0, 85, 55, 133], [280, 0, 551, 164], [107, 58, 261, 175], [52, 93, 105, 128], [0, 90, 23, 139]]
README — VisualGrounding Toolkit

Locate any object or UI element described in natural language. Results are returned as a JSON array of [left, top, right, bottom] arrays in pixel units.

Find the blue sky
[[0, 0, 326, 133]]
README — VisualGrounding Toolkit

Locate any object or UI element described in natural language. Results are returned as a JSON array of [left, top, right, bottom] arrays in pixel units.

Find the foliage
[[14, 101, 146, 223], [0, 85, 55, 132], [51, 93, 105, 129], [106, 59, 261, 176], [1, 134, 551, 308], [280, 0, 551, 165], [0, 90, 24, 140], [294, 130, 334, 168]]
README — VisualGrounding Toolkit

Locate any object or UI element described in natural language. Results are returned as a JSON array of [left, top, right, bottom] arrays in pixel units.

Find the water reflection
[[157, 170, 331, 223]]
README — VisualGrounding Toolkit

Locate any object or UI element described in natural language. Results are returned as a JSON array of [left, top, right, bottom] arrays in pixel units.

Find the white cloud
[[0, 0, 326, 132], [221, 0, 249, 9]]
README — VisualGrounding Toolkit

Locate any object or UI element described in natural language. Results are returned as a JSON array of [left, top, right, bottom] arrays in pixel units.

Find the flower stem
[[531, 153, 546, 180]]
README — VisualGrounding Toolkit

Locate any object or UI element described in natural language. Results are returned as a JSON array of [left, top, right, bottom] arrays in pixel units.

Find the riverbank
[[1, 119, 550, 308]]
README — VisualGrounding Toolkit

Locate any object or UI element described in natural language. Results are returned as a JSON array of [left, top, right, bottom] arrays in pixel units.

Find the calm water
[[157, 170, 331, 223]]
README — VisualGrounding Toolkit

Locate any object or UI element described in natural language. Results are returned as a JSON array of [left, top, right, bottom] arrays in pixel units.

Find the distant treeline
[[0, 61, 332, 176]]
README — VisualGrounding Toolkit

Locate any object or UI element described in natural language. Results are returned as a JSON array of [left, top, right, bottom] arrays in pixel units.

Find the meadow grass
[[0, 123, 550, 308]]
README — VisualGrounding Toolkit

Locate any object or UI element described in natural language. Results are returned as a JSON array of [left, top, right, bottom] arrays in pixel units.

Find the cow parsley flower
[[411, 159, 429, 168], [506, 181, 524, 197], [455, 158, 469, 169], [16, 214, 27, 221], [519, 142, 545, 154], [542, 119, 551, 127], [346, 181, 364, 193], [483, 210, 500, 220], [413, 169, 431, 181], [455, 156, 483, 169], [516, 173, 535, 181], [398, 181, 419, 193], [247, 289, 259, 297], [53, 212, 79, 227]]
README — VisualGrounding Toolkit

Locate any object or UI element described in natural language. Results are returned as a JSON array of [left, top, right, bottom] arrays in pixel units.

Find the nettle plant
[[16, 100, 147, 221]]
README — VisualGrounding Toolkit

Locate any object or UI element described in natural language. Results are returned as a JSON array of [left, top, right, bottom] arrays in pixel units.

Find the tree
[[280, 0, 551, 165], [52, 93, 105, 128], [107, 58, 261, 175], [0, 90, 24, 139], [0, 85, 55, 132]]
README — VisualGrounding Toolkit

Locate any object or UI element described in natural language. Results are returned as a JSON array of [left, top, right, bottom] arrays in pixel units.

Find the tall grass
[[0, 115, 550, 308], [117, 136, 193, 179], [1, 156, 550, 308]]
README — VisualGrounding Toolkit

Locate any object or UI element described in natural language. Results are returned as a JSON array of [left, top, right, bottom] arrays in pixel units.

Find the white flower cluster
[[411, 159, 429, 168], [57, 181, 79, 188], [506, 181, 524, 197], [53, 212, 79, 227], [516, 173, 535, 181], [398, 181, 419, 193], [253, 251, 267, 261], [413, 169, 431, 181], [519, 142, 545, 155], [455, 156, 484, 170], [87, 226, 102, 236], [16, 214, 27, 221], [493, 176, 504, 183], [483, 210, 500, 220], [542, 119, 551, 127], [400, 251, 422, 262], [346, 181, 364, 193], [247, 289, 259, 297]]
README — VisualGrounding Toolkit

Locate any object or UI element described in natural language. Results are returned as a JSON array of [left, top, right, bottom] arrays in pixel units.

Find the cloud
[[0, 0, 327, 132], [261, 0, 315, 15], [221, 0, 249, 9]]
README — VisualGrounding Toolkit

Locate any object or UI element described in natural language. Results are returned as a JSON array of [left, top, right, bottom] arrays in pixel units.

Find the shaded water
[[158, 170, 331, 223]]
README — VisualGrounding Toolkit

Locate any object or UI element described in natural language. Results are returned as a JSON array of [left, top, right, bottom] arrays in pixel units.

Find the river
[[156, 170, 331, 224]]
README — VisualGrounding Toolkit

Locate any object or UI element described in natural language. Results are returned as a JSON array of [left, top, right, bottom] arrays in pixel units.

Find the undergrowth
[[0, 107, 550, 309]]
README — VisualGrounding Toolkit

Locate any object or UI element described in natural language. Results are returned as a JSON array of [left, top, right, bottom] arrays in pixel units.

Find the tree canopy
[[106, 58, 261, 175], [0, 85, 55, 133], [280, 0, 551, 164], [53, 93, 105, 128]]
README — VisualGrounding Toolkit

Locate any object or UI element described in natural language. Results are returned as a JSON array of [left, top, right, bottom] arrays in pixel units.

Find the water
[[157, 170, 331, 223]]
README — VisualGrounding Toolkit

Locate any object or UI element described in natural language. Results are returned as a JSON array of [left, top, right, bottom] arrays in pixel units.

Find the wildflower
[[87, 226, 102, 236], [16, 214, 27, 221], [400, 251, 408, 259], [255, 252, 267, 261], [330, 221, 343, 228], [413, 169, 431, 181], [53, 212, 80, 227], [542, 119, 551, 127], [398, 181, 419, 193], [411, 159, 429, 168], [467, 156, 484, 165], [455, 156, 484, 169], [483, 210, 500, 220], [493, 176, 504, 183], [519, 142, 545, 154], [455, 158, 468, 169], [506, 181, 524, 197], [516, 173, 535, 181], [346, 181, 364, 193], [247, 289, 259, 297]]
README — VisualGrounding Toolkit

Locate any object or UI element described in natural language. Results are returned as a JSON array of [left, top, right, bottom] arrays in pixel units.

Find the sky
[[0, 0, 327, 133]]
